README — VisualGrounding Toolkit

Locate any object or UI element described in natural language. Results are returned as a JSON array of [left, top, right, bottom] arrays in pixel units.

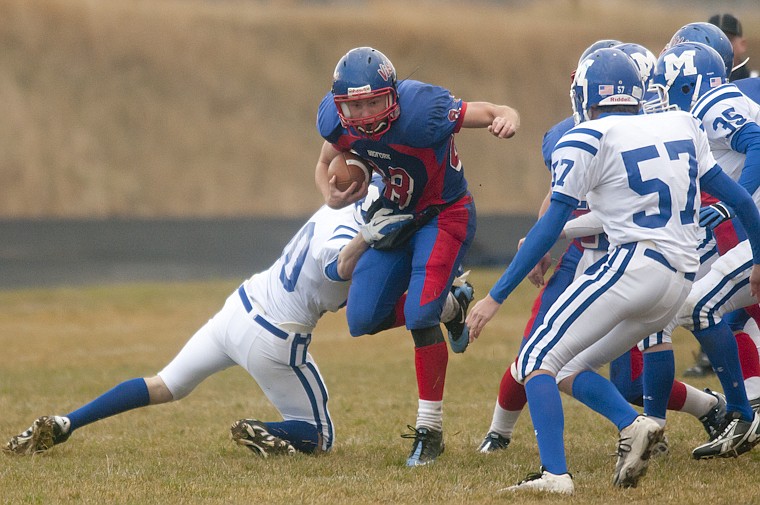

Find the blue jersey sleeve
[[489, 200, 576, 303], [317, 91, 343, 143], [732, 123, 760, 196], [541, 116, 575, 170], [394, 80, 461, 147], [735, 78, 760, 104]]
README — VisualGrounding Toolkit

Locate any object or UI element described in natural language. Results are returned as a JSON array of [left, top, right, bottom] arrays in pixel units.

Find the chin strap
[[732, 57, 750, 72]]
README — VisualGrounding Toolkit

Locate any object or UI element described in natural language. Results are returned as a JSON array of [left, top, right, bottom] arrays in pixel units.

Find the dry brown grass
[[1, 273, 759, 504], [1, 0, 758, 218]]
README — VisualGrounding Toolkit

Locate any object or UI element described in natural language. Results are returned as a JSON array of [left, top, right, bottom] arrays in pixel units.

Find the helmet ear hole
[[681, 84, 692, 94]]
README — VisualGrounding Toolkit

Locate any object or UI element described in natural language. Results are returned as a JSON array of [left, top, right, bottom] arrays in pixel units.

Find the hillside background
[[1, 0, 759, 219]]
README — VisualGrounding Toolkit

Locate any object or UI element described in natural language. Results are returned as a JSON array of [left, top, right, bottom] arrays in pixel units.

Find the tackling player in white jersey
[[3, 181, 416, 457], [466, 48, 760, 494]]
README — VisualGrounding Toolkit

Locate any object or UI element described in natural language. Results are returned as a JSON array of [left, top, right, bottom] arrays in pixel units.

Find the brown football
[[328, 151, 371, 192]]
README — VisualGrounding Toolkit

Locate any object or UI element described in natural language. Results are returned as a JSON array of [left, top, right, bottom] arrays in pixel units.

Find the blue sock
[[524, 374, 567, 475], [693, 323, 753, 420], [265, 421, 320, 453], [571, 370, 639, 431], [609, 350, 643, 405], [642, 350, 674, 420], [65, 378, 150, 431]]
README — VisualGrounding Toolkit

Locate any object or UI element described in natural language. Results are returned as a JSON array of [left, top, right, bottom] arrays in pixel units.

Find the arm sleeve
[[702, 165, 760, 264], [562, 211, 604, 239], [733, 124, 760, 196], [489, 200, 575, 303], [324, 259, 343, 281]]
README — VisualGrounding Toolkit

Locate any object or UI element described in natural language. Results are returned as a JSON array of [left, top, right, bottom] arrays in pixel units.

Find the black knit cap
[[708, 13, 743, 37]]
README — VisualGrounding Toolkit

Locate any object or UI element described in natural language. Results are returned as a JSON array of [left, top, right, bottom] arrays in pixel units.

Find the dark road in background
[[0, 216, 546, 289]]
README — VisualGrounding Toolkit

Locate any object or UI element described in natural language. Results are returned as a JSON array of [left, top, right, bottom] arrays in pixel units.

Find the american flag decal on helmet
[[598, 84, 614, 95]]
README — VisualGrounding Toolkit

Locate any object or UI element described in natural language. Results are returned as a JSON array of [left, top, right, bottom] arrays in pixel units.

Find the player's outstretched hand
[[465, 294, 502, 340], [326, 176, 368, 209], [488, 115, 518, 139], [750, 264, 760, 300]]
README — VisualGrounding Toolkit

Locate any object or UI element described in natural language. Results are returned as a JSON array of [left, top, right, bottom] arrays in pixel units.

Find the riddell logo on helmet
[[377, 62, 394, 82], [607, 96, 636, 103], [347, 85, 372, 97]]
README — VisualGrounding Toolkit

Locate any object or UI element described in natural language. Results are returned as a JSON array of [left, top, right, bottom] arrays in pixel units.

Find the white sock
[[417, 400, 443, 432], [680, 384, 718, 418], [488, 401, 522, 438], [744, 377, 760, 401]]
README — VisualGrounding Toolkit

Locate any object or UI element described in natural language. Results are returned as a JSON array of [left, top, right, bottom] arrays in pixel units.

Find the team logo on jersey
[[448, 107, 461, 122], [366, 149, 391, 160], [377, 62, 395, 82]]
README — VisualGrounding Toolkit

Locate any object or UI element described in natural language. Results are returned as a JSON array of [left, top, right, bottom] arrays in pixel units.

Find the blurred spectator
[[708, 13, 758, 81]]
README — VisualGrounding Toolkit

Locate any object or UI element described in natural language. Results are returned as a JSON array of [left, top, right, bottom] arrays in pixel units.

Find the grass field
[[1, 271, 759, 504]]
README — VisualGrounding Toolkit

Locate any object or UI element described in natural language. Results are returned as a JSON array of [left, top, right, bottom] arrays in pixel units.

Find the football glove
[[699, 202, 734, 230], [360, 208, 414, 244]]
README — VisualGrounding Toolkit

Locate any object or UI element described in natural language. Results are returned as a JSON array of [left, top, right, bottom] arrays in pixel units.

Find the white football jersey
[[551, 111, 717, 273], [244, 204, 360, 331], [691, 82, 760, 204]]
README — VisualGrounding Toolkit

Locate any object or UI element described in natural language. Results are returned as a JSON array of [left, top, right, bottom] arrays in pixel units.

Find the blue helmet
[[571, 48, 644, 124], [644, 42, 727, 114], [666, 22, 734, 76], [331, 47, 399, 137], [578, 39, 622, 64], [614, 43, 657, 89]]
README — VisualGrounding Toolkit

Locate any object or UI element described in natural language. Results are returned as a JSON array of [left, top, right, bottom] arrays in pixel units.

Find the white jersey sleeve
[[692, 83, 760, 180], [551, 111, 716, 273], [244, 205, 360, 331]]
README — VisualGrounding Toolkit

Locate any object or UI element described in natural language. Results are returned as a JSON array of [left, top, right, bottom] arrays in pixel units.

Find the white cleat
[[500, 467, 574, 495], [613, 415, 664, 488]]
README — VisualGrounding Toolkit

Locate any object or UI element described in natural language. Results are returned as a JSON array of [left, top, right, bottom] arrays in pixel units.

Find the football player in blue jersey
[[315, 46, 520, 466]]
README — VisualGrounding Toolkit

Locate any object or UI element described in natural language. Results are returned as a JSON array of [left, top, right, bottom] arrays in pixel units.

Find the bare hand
[[487, 116, 518, 139], [465, 294, 502, 340], [527, 253, 552, 288], [326, 176, 368, 209], [750, 264, 760, 300], [516, 237, 551, 288]]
